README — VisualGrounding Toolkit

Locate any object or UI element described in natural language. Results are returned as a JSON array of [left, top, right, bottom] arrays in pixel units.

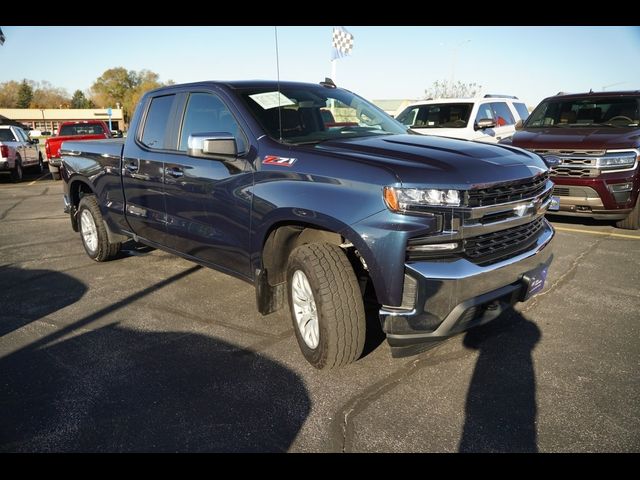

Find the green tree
[[71, 89, 94, 109], [424, 80, 482, 99], [17, 79, 33, 108], [90, 67, 171, 124]]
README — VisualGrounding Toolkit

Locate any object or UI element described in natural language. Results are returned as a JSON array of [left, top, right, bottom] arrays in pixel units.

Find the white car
[[0, 125, 44, 182], [395, 95, 530, 143]]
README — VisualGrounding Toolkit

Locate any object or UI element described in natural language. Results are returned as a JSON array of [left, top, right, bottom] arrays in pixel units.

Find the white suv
[[395, 95, 530, 143]]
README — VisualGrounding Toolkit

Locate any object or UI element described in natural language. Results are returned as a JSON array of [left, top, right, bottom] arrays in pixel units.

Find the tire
[[49, 164, 61, 180], [77, 195, 121, 261], [33, 152, 44, 174], [10, 156, 23, 183], [616, 198, 640, 230], [286, 242, 366, 369]]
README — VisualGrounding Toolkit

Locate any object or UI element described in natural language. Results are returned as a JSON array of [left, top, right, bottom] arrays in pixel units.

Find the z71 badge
[[262, 155, 297, 167]]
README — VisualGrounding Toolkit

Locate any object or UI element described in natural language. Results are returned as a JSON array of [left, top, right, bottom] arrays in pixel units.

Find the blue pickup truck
[[60, 80, 555, 369]]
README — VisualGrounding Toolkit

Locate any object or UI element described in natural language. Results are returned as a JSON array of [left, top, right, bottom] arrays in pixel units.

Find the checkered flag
[[332, 26, 354, 60]]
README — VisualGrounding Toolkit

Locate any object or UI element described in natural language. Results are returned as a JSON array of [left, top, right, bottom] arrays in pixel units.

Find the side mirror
[[515, 119, 524, 131], [31, 138, 39, 144], [475, 118, 496, 131], [187, 132, 237, 159]]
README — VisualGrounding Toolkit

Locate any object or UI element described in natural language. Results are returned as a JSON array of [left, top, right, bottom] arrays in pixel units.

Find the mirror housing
[[187, 132, 237, 159], [515, 119, 524, 131], [474, 118, 496, 131], [31, 138, 39, 144]]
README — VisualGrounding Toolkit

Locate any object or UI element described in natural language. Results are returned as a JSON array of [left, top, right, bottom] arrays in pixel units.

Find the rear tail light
[[45, 141, 51, 157], [0, 145, 8, 158]]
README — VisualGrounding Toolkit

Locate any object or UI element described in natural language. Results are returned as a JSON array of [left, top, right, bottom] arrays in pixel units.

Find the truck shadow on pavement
[[0, 266, 87, 337], [0, 324, 311, 452], [459, 309, 541, 453], [0, 266, 311, 452]]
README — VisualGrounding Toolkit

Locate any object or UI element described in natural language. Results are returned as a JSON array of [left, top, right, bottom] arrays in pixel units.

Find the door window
[[490, 102, 515, 126], [140, 94, 176, 149], [475, 103, 495, 123], [178, 93, 246, 153]]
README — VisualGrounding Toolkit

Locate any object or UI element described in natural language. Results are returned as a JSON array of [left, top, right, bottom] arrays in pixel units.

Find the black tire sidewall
[[287, 256, 328, 367]]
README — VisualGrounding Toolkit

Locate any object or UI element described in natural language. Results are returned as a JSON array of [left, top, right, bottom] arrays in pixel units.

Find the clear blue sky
[[1, 26, 639, 107]]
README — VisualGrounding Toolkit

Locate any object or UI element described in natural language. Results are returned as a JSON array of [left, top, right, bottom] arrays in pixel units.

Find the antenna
[[274, 26, 283, 142]]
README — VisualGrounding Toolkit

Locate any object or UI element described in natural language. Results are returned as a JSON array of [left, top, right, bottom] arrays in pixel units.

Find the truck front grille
[[464, 217, 546, 265], [467, 173, 549, 207], [550, 166, 598, 178]]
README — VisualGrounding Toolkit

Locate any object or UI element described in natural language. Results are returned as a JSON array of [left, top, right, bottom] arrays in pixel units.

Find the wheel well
[[69, 180, 95, 231], [262, 224, 343, 286]]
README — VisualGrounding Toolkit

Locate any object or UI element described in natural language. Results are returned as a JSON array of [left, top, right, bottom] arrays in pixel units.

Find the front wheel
[[77, 195, 121, 261], [286, 242, 366, 369], [616, 198, 640, 230], [32, 153, 44, 174]]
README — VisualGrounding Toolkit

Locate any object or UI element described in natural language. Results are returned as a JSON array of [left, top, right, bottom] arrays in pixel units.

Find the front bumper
[[550, 170, 638, 220], [48, 157, 62, 167], [381, 219, 554, 356]]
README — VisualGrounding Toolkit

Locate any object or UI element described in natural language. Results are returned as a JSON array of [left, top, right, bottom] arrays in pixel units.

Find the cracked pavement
[[0, 174, 638, 452]]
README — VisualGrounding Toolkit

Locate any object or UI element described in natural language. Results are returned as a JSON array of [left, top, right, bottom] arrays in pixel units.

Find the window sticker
[[249, 92, 296, 110]]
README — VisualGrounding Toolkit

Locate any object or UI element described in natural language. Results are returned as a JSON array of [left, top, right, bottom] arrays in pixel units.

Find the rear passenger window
[[491, 102, 515, 126], [179, 92, 246, 152], [141, 94, 175, 149]]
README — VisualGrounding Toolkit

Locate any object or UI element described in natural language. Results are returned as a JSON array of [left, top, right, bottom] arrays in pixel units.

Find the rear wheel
[[616, 198, 640, 230], [286, 242, 366, 369], [77, 195, 121, 261], [10, 156, 23, 183]]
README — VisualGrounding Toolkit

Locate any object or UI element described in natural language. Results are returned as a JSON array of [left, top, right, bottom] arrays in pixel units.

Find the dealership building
[[0, 108, 125, 134]]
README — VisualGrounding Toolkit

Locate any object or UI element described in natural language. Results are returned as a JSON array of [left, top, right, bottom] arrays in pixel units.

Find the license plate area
[[521, 264, 549, 301]]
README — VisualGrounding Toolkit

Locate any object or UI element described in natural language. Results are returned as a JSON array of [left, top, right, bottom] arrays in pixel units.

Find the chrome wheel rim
[[291, 270, 319, 349], [80, 209, 98, 253]]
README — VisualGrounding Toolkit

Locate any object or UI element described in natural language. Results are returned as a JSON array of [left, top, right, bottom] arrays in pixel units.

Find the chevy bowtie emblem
[[262, 155, 297, 167], [514, 203, 532, 217]]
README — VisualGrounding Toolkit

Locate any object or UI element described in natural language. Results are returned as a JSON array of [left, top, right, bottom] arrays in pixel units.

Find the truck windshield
[[238, 85, 407, 145], [526, 97, 640, 128]]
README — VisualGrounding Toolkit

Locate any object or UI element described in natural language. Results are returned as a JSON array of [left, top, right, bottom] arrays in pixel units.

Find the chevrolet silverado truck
[[60, 80, 555, 369], [506, 91, 640, 229], [46, 120, 111, 180]]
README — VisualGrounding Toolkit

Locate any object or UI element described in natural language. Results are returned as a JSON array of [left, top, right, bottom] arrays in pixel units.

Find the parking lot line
[[554, 226, 640, 240], [28, 173, 51, 186]]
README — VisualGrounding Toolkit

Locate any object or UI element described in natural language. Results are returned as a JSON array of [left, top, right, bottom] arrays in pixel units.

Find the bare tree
[[424, 80, 482, 99]]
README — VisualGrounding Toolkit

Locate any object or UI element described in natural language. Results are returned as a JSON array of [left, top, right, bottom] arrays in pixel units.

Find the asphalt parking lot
[[0, 171, 638, 452]]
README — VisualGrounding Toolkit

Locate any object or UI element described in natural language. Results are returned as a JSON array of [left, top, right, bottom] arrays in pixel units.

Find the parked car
[[60, 80, 555, 369], [0, 125, 44, 182], [396, 95, 530, 143], [504, 90, 640, 229], [45, 120, 111, 180]]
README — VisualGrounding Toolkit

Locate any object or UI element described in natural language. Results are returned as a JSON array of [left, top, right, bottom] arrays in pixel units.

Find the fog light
[[608, 182, 633, 193]]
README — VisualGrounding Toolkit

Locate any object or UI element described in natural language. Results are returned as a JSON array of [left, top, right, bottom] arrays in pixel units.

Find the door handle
[[125, 160, 139, 172], [165, 166, 184, 178]]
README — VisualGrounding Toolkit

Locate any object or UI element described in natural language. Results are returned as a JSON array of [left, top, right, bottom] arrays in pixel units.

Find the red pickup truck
[[46, 120, 111, 179]]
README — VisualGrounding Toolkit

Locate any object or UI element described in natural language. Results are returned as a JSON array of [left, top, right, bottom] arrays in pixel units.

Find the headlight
[[383, 187, 461, 212], [596, 152, 637, 170]]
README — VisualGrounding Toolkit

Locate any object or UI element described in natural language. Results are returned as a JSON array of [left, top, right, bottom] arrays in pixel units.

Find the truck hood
[[315, 134, 547, 188], [512, 127, 640, 151]]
